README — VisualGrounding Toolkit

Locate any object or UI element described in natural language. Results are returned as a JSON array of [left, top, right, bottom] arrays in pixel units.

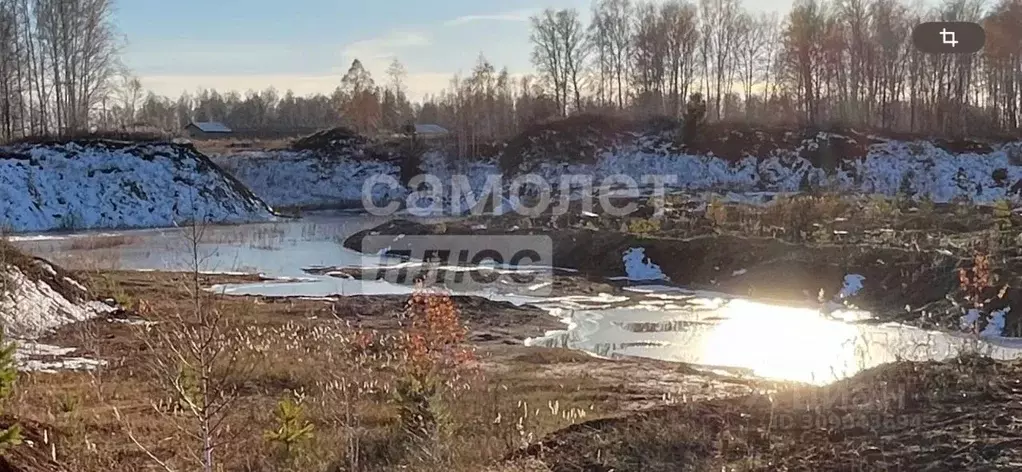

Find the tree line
[[523, 0, 1022, 137], [1, 0, 1021, 146], [0, 0, 119, 141]]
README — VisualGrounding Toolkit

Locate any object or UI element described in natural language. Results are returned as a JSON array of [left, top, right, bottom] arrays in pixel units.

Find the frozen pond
[[11, 211, 549, 302], [14, 211, 1022, 385]]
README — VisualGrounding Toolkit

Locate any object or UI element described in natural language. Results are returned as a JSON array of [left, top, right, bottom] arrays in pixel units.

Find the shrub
[[959, 252, 991, 309], [57, 392, 81, 414], [705, 197, 729, 228], [393, 285, 475, 458], [681, 93, 707, 147], [993, 199, 1014, 246], [626, 217, 663, 236], [0, 334, 21, 449]]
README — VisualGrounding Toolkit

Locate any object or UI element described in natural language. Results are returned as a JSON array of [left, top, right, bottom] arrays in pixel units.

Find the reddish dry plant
[[399, 284, 476, 380], [958, 252, 992, 307]]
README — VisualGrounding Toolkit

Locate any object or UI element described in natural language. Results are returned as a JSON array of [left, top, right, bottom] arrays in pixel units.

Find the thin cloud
[[340, 31, 431, 61], [444, 9, 537, 26], [139, 72, 451, 102]]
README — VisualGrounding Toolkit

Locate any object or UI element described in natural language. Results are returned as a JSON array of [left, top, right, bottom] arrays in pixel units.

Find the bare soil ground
[[192, 138, 292, 156]]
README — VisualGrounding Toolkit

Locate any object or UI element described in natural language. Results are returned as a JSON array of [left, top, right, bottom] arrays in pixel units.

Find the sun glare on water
[[699, 299, 872, 385]]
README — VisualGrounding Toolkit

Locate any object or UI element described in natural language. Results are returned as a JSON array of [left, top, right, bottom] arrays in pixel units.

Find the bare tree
[[631, 1, 669, 115], [558, 9, 588, 113], [340, 59, 382, 133], [114, 71, 143, 127], [780, 0, 827, 124], [662, 0, 699, 117], [587, 0, 613, 107], [386, 58, 407, 96], [32, 0, 118, 134], [121, 220, 253, 472], [699, 0, 741, 120], [593, 0, 633, 109], [735, 12, 771, 119], [530, 9, 572, 115]]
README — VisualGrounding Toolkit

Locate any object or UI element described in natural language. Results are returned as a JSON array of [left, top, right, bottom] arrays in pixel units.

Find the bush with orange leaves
[[392, 283, 476, 457], [957, 251, 1010, 335], [958, 252, 991, 310], [400, 285, 475, 377]]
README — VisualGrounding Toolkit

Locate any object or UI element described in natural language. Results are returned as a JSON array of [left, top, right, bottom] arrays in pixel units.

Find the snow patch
[[1, 262, 114, 372], [1, 266, 114, 338], [622, 247, 668, 281], [14, 342, 105, 373], [838, 274, 866, 299], [962, 306, 1011, 337]]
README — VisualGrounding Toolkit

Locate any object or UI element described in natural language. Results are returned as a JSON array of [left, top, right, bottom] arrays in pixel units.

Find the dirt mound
[[499, 117, 1008, 177], [505, 355, 1022, 471], [500, 113, 654, 173], [11, 129, 176, 145], [1, 240, 87, 304], [291, 126, 364, 151], [0, 416, 73, 472], [290, 127, 406, 161]]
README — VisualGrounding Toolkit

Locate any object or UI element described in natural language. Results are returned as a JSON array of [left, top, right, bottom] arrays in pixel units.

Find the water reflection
[[17, 214, 1022, 385], [529, 288, 1022, 385], [13, 212, 394, 276]]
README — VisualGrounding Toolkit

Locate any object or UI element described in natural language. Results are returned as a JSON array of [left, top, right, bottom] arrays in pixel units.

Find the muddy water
[[14, 211, 1022, 385]]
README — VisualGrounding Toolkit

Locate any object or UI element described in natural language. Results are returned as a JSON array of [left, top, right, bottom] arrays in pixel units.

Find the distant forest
[[1, 0, 1021, 150]]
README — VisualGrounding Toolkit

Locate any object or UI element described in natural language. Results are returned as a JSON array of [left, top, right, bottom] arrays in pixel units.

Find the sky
[[116, 0, 786, 102]]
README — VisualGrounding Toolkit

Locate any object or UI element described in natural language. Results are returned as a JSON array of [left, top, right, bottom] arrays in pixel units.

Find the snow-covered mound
[[214, 150, 499, 210], [215, 150, 400, 208], [215, 127, 1022, 211], [1, 248, 113, 339], [0, 140, 276, 232]]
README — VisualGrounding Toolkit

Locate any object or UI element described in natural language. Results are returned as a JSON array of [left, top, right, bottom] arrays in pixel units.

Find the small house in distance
[[396, 123, 450, 140], [184, 121, 233, 139], [413, 123, 449, 139]]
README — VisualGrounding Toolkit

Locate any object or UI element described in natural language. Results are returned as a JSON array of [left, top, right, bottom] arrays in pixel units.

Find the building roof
[[187, 121, 232, 133], [414, 124, 448, 135]]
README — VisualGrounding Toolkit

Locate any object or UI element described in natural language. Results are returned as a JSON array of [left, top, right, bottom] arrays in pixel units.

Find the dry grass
[[66, 235, 139, 251], [193, 138, 292, 156], [6, 270, 649, 472]]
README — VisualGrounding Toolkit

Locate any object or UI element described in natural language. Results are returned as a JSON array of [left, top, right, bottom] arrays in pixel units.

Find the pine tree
[[264, 396, 314, 460]]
